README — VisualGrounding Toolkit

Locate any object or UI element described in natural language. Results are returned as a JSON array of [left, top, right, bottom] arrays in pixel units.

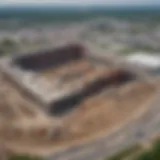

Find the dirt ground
[[0, 73, 157, 156], [64, 81, 155, 138]]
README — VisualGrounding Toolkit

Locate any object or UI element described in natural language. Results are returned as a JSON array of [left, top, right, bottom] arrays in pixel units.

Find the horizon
[[0, 0, 160, 7], [0, 4, 160, 8]]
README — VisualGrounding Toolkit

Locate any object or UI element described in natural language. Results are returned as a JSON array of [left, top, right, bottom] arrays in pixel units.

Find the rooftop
[[126, 53, 160, 69]]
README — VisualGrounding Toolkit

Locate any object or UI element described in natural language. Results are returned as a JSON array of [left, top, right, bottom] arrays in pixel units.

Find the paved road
[[48, 94, 160, 160]]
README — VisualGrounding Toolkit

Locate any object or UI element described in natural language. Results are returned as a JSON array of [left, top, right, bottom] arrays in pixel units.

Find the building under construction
[[0, 43, 153, 116], [0, 43, 158, 155]]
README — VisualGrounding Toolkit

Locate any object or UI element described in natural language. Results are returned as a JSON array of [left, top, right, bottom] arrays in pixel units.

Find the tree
[[135, 141, 160, 160], [9, 154, 43, 160], [136, 150, 153, 160], [0, 38, 18, 55]]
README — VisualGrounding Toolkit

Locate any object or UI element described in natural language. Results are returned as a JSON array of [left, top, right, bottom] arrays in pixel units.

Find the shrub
[[9, 154, 43, 160], [0, 38, 18, 55]]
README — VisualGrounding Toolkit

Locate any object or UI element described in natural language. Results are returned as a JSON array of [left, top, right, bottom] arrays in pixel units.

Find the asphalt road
[[48, 94, 160, 160]]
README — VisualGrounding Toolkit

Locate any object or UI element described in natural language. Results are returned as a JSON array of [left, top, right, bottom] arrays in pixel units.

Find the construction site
[[0, 43, 158, 155]]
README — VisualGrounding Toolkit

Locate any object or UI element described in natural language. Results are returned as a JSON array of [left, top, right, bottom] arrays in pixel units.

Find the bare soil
[[0, 73, 157, 156]]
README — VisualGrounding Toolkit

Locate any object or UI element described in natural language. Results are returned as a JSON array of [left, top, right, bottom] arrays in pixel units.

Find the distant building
[[125, 53, 160, 76]]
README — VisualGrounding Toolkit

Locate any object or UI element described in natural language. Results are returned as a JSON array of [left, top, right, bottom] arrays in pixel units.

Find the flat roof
[[126, 53, 160, 69]]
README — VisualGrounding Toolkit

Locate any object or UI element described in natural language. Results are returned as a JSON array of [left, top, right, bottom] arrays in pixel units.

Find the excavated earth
[[0, 72, 157, 156], [0, 44, 158, 155]]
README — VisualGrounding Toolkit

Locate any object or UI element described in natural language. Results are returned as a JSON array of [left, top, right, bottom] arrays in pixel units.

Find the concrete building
[[125, 53, 160, 76]]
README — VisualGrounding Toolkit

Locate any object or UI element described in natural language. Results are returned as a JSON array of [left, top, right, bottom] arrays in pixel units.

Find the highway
[[48, 93, 160, 160]]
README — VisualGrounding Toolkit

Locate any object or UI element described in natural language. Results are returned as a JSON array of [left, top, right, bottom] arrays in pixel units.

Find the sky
[[0, 0, 159, 6]]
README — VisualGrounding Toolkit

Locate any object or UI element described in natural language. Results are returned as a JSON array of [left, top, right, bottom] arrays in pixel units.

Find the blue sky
[[0, 0, 159, 6]]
